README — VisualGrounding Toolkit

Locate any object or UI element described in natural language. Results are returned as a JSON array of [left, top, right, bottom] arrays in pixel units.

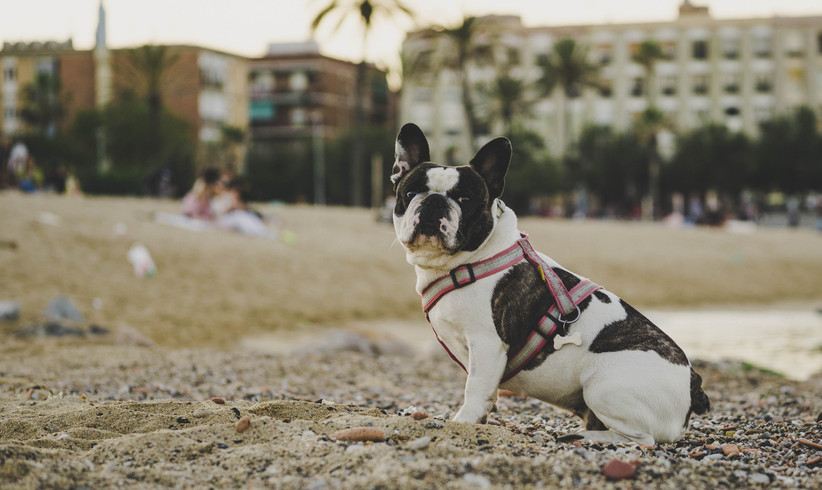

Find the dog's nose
[[420, 193, 447, 210], [417, 194, 450, 237]]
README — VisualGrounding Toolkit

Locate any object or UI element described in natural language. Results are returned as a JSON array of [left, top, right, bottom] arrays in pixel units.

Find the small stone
[[407, 436, 431, 450], [750, 474, 770, 484], [602, 459, 636, 480], [797, 438, 822, 450], [210, 397, 226, 404], [498, 389, 518, 398], [721, 443, 741, 456], [462, 473, 491, 488], [331, 427, 385, 442], [193, 409, 212, 418], [410, 411, 429, 420], [57, 433, 72, 440], [235, 416, 251, 433]]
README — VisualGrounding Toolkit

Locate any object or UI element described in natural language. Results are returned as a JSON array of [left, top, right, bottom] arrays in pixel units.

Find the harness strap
[[501, 280, 601, 382], [420, 234, 602, 382], [421, 240, 526, 314]]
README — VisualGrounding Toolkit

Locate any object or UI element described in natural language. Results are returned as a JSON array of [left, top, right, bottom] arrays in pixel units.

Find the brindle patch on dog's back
[[589, 300, 689, 366], [491, 263, 596, 371]]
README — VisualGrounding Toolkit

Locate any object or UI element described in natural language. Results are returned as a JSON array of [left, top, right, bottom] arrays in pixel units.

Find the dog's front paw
[[452, 407, 488, 424]]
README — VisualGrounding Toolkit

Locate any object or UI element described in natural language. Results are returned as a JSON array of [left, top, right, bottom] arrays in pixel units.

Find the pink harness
[[421, 234, 601, 382]]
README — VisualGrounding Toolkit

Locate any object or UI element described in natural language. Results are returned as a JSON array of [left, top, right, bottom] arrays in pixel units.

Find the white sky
[[1, 0, 820, 78]]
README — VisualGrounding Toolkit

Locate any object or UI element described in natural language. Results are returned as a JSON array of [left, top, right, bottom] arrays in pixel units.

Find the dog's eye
[[406, 191, 417, 199]]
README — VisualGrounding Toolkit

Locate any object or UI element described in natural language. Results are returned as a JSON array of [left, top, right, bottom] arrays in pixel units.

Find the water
[[242, 306, 822, 382], [649, 307, 822, 381]]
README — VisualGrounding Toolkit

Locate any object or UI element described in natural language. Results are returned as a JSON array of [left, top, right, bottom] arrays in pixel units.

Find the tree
[[311, 0, 413, 206], [632, 40, 665, 107], [19, 71, 66, 136], [119, 45, 181, 167], [754, 107, 822, 193], [536, 38, 600, 155], [570, 125, 648, 216], [665, 123, 751, 203], [484, 73, 530, 134], [433, 16, 496, 152]]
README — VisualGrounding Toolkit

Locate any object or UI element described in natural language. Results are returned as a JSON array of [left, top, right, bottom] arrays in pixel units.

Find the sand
[[1, 191, 821, 488]]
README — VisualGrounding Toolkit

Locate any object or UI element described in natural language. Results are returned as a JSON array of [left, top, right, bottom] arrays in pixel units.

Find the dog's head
[[391, 123, 511, 264]]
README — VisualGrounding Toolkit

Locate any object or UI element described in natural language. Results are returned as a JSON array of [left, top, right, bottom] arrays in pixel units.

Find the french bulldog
[[390, 123, 709, 444]]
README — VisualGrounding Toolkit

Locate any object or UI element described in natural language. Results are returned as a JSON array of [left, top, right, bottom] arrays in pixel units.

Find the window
[[631, 77, 644, 97], [3, 67, 15, 81], [724, 107, 740, 116], [755, 74, 773, 93], [661, 42, 677, 60], [598, 80, 613, 97], [289, 71, 308, 92], [723, 73, 740, 93], [693, 75, 709, 94], [597, 45, 612, 65], [721, 38, 739, 59], [753, 35, 771, 58], [661, 76, 677, 96], [692, 40, 709, 60]]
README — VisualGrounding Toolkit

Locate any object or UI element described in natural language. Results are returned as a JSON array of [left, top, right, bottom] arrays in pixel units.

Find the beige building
[[400, 1, 822, 160]]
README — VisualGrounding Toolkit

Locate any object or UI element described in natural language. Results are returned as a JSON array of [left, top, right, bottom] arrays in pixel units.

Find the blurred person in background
[[181, 167, 221, 220]]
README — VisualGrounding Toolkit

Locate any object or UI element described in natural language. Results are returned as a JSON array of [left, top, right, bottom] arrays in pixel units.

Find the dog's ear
[[470, 137, 511, 200], [391, 123, 430, 190]]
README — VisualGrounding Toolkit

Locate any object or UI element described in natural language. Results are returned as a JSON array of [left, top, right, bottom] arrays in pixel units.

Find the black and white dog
[[391, 123, 709, 444]]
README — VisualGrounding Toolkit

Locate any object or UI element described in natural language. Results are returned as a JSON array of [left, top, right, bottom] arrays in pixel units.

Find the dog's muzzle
[[415, 194, 450, 237]]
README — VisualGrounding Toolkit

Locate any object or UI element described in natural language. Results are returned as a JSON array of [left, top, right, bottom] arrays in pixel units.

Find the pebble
[[210, 397, 226, 405], [462, 473, 491, 488], [331, 427, 385, 442], [407, 436, 432, 450], [410, 411, 428, 420], [192, 409, 212, 418], [235, 416, 251, 433], [602, 459, 636, 480], [722, 444, 741, 457], [750, 473, 771, 484]]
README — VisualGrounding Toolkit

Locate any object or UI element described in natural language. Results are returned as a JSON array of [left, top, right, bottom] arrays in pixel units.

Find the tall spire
[[95, 0, 107, 50]]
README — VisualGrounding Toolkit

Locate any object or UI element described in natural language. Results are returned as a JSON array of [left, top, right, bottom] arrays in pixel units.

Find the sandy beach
[[1, 191, 821, 488]]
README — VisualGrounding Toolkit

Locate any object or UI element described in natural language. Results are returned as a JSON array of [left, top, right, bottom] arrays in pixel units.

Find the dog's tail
[[689, 368, 710, 415]]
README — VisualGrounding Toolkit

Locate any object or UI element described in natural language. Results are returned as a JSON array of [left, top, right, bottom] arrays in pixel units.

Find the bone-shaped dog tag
[[553, 331, 582, 350]]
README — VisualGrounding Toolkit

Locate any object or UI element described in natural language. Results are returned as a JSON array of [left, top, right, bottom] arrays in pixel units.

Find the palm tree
[[311, 0, 413, 206], [633, 40, 665, 108], [433, 16, 499, 152], [536, 38, 600, 155], [632, 40, 668, 219], [20, 71, 66, 136], [120, 45, 180, 166], [484, 73, 530, 134]]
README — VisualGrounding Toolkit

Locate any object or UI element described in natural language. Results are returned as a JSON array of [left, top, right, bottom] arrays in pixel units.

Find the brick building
[[248, 41, 395, 146]]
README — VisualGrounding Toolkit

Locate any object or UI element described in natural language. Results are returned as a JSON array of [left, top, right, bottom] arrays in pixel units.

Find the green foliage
[[536, 38, 600, 99], [245, 125, 396, 205], [568, 125, 648, 215], [665, 124, 752, 198], [502, 126, 563, 214], [19, 72, 67, 135], [753, 107, 822, 193]]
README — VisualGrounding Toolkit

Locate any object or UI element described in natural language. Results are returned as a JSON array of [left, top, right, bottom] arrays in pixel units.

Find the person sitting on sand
[[181, 167, 222, 220], [216, 177, 277, 239]]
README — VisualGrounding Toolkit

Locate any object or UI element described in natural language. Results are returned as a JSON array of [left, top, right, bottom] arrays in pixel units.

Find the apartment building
[[248, 41, 394, 147], [400, 1, 822, 160]]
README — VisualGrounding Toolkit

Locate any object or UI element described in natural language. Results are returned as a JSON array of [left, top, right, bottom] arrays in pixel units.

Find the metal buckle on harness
[[544, 306, 581, 336], [449, 263, 476, 289]]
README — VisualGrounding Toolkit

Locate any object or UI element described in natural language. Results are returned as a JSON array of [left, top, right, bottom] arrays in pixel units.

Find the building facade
[[248, 41, 394, 146], [400, 2, 822, 161]]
